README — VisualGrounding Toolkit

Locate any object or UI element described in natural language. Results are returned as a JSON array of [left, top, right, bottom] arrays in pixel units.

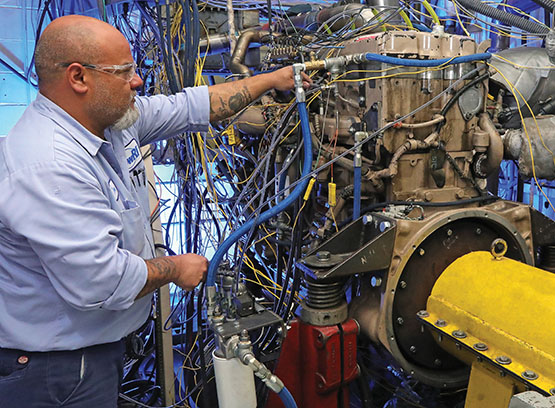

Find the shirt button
[[17, 355, 29, 364]]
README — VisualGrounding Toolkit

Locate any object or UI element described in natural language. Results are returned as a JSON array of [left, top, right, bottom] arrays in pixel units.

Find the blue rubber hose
[[206, 102, 313, 287], [353, 165, 361, 221], [364, 52, 491, 67], [277, 386, 298, 408]]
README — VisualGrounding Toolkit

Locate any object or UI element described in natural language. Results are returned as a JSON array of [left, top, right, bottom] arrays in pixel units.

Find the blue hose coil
[[364, 52, 491, 67], [278, 386, 298, 408], [206, 102, 313, 287]]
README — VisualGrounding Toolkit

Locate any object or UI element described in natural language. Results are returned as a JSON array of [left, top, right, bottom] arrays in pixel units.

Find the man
[[0, 15, 311, 407]]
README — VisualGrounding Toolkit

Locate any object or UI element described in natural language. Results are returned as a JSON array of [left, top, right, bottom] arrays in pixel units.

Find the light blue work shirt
[[0, 87, 209, 351]]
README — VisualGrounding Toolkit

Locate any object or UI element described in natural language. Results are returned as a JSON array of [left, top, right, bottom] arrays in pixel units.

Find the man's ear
[[66, 63, 89, 94]]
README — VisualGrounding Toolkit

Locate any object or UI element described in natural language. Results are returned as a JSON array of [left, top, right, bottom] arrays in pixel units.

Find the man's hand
[[137, 254, 208, 299], [171, 253, 208, 290], [208, 65, 313, 122], [266, 66, 312, 92]]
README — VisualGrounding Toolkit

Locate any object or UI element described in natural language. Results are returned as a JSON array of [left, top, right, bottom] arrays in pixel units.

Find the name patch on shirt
[[125, 138, 141, 171]]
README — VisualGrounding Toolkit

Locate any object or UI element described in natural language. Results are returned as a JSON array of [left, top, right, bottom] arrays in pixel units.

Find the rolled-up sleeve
[[1, 161, 147, 311], [134, 86, 210, 146]]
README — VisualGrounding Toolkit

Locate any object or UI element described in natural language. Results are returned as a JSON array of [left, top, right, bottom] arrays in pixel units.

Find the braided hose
[[456, 0, 549, 34]]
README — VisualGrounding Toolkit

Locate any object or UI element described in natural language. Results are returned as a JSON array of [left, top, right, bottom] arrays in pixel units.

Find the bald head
[[35, 15, 129, 88]]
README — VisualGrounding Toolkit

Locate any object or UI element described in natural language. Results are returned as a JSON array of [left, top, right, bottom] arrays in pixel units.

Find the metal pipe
[[478, 113, 504, 175], [230, 30, 269, 76]]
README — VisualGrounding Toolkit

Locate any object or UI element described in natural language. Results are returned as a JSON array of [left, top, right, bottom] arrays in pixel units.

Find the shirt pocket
[[119, 200, 146, 255]]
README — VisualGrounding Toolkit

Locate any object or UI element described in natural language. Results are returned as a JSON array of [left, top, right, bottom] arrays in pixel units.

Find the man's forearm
[[208, 73, 275, 122], [136, 257, 177, 299]]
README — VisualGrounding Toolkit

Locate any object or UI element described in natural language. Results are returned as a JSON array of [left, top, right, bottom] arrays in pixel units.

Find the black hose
[[436, 71, 490, 133], [455, 0, 549, 34], [530, 0, 555, 11]]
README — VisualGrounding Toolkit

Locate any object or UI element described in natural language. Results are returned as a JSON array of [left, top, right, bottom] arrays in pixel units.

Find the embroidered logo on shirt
[[125, 138, 141, 171], [108, 179, 119, 201]]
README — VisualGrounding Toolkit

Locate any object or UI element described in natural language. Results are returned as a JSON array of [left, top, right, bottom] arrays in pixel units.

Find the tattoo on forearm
[[137, 258, 176, 299], [209, 86, 253, 121]]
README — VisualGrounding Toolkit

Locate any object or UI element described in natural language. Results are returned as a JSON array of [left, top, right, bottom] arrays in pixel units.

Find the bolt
[[397, 317, 404, 326], [371, 276, 382, 287], [473, 342, 488, 351], [475, 228, 482, 235], [465, 113, 473, 120], [410, 346, 417, 353], [399, 280, 407, 289], [522, 370, 539, 381], [452, 330, 467, 339], [419, 248, 425, 256], [550, 388, 555, 396], [316, 251, 331, 261], [435, 319, 447, 327], [446, 229, 453, 237], [417, 310, 429, 318], [434, 359, 442, 367], [495, 356, 512, 365]]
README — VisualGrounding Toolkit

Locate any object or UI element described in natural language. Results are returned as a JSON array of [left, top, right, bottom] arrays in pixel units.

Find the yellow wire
[[422, 0, 440, 25], [492, 54, 555, 71], [330, 208, 339, 233], [399, 9, 414, 30], [291, 200, 307, 232], [453, 0, 471, 37]]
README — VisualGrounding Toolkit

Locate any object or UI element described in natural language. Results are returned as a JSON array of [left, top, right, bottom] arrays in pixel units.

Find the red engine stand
[[266, 318, 359, 408]]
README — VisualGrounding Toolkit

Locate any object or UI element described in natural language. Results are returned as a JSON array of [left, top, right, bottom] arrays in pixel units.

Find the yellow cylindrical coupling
[[427, 251, 555, 392]]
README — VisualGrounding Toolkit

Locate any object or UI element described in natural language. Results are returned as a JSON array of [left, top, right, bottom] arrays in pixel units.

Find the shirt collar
[[34, 92, 106, 156]]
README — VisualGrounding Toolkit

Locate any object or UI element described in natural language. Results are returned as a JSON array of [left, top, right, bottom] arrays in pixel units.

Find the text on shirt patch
[[125, 138, 141, 171]]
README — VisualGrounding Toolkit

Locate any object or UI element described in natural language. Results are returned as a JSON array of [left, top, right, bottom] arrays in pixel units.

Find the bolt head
[[435, 319, 447, 327], [495, 355, 512, 365], [549, 388, 555, 396], [316, 251, 331, 261], [446, 229, 453, 237], [434, 359, 442, 367], [397, 317, 404, 326], [418, 248, 425, 256], [522, 370, 539, 380], [475, 228, 482, 235], [473, 342, 488, 351], [417, 310, 429, 318], [452, 330, 467, 339], [410, 346, 417, 353], [399, 280, 407, 289]]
